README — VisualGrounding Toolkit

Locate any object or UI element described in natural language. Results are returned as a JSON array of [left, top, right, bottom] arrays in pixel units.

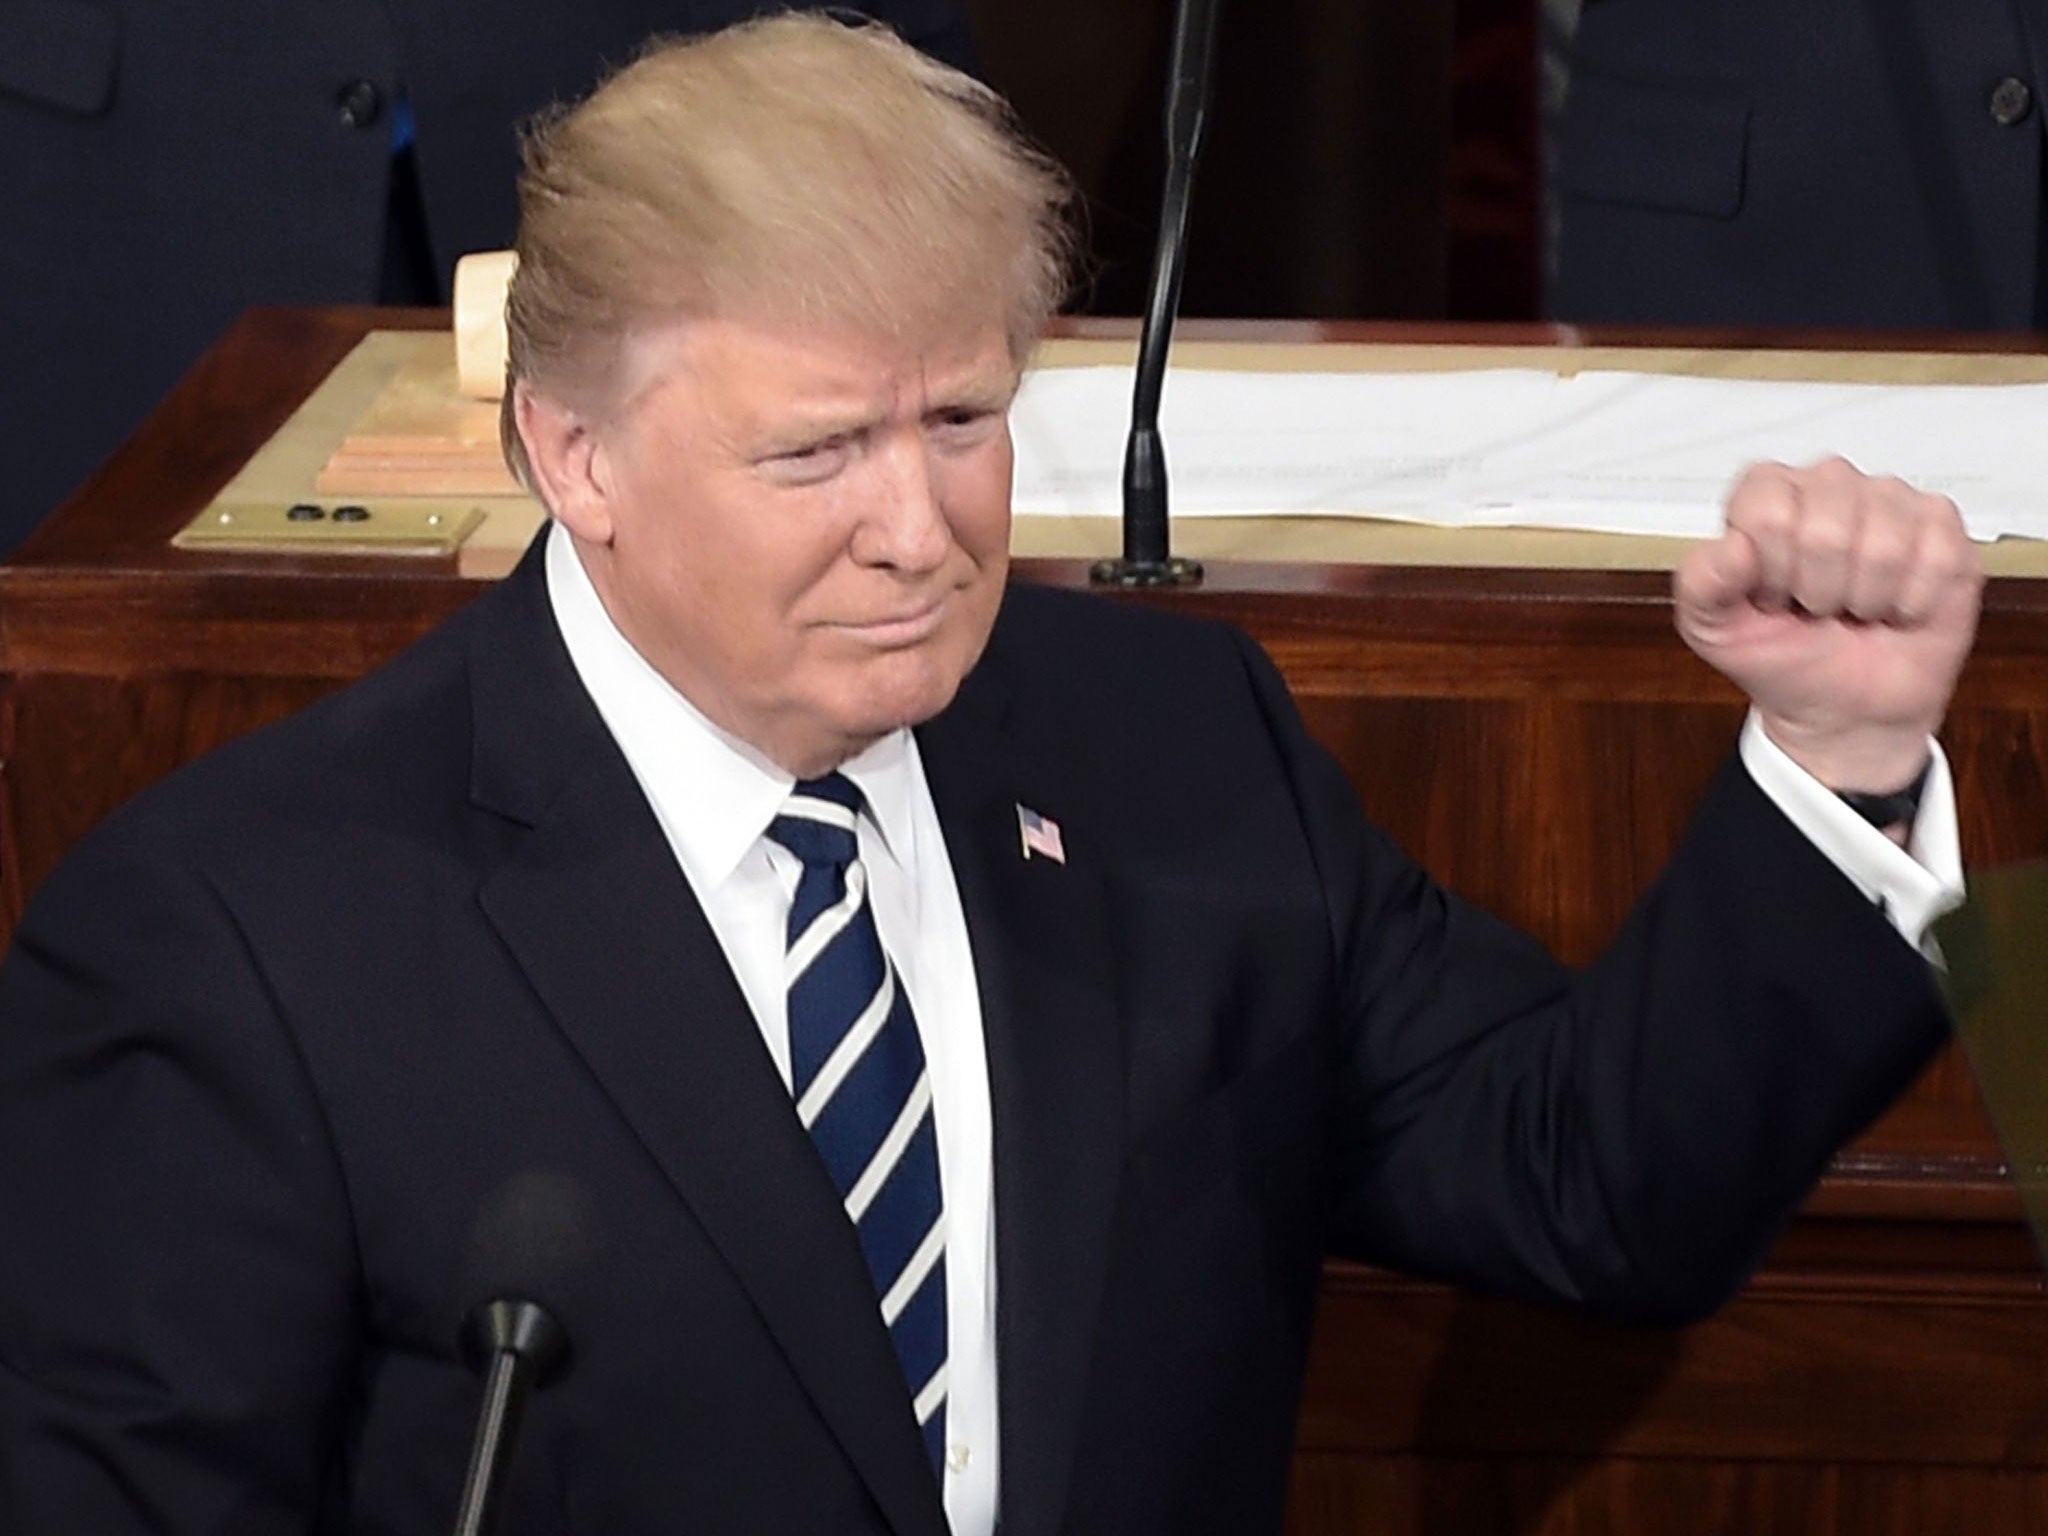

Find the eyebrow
[[926, 377, 1019, 415], [748, 369, 1019, 456], [749, 413, 876, 458]]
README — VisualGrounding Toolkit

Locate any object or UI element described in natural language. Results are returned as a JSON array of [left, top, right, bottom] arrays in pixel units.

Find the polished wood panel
[[1288, 1456, 2048, 1536], [1302, 1264, 2048, 1464], [6, 310, 2048, 1534], [0, 671, 339, 938]]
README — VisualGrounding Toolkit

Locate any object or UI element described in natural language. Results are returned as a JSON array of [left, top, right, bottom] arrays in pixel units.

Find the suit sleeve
[[1225, 628, 1951, 1323], [0, 827, 360, 1533]]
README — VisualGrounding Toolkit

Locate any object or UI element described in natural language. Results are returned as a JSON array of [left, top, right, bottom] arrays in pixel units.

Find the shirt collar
[[543, 522, 920, 884]]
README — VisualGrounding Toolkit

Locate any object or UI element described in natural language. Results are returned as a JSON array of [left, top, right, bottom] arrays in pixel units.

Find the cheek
[[643, 503, 842, 650], [941, 447, 1016, 565]]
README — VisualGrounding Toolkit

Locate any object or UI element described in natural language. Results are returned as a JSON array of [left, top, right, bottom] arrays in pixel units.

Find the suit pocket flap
[[1557, 65, 1749, 218], [0, 0, 120, 117]]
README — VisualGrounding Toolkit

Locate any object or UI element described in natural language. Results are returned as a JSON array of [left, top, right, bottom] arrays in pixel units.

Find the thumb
[[1675, 527, 1760, 634]]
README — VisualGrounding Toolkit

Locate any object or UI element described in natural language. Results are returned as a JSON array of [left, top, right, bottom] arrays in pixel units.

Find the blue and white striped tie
[[768, 773, 948, 1475]]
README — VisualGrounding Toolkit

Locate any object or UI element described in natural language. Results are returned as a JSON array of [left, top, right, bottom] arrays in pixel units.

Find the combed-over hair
[[500, 11, 1077, 489]]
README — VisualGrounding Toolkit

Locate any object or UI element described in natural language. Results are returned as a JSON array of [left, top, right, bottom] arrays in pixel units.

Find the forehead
[[615, 313, 1021, 432]]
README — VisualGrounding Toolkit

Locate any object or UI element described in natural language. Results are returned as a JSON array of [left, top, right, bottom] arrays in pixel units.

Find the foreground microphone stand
[[452, 1298, 571, 1536], [1092, 0, 1224, 589]]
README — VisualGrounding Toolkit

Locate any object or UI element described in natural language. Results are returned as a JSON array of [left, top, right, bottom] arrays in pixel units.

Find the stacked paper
[[1010, 367, 2048, 542]]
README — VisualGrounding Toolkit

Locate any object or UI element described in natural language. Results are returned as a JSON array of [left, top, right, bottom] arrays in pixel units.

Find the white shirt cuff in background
[[1738, 710, 1964, 955]]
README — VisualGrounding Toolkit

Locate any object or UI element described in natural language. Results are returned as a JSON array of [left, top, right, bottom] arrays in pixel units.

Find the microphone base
[[1089, 556, 1205, 588]]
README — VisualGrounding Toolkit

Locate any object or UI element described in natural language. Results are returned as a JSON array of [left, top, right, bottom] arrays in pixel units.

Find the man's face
[[562, 316, 1018, 776]]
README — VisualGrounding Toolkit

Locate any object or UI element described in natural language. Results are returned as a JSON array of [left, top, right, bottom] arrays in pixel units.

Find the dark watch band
[[1836, 759, 1932, 831]]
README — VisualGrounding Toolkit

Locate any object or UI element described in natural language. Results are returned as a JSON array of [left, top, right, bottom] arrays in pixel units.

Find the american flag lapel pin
[[1017, 803, 1066, 864]]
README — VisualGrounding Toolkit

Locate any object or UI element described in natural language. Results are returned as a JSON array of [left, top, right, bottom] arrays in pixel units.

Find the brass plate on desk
[[175, 498, 486, 556]]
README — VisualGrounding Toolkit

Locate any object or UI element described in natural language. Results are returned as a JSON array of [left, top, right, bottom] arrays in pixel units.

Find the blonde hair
[[501, 11, 1077, 489]]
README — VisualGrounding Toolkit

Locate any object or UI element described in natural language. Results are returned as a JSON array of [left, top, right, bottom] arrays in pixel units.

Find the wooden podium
[[5, 308, 2048, 1534]]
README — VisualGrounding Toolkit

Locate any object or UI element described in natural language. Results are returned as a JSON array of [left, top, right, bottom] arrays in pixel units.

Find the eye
[[759, 435, 854, 485], [927, 405, 1003, 448]]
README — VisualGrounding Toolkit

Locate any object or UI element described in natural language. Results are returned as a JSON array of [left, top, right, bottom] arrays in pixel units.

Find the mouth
[[834, 595, 950, 648]]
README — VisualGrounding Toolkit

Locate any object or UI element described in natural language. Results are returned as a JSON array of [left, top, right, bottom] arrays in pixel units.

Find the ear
[[515, 382, 618, 545]]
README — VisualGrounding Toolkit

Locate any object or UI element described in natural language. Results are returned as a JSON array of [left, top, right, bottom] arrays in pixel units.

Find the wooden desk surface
[[6, 309, 2048, 1535], [19, 307, 2048, 586], [184, 321, 2048, 578], [10, 306, 2048, 662]]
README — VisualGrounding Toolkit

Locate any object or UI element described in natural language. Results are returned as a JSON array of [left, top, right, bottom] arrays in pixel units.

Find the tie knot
[[768, 773, 863, 871]]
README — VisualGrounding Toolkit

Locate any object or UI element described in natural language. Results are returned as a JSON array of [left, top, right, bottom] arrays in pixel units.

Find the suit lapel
[[917, 633, 1126, 1536], [464, 549, 947, 1536]]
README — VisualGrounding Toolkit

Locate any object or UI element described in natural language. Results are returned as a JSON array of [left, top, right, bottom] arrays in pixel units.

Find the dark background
[[964, 0, 1541, 323]]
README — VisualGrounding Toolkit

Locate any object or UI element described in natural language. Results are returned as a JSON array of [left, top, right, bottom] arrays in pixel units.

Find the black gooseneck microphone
[[1091, 0, 1224, 589], [449, 1171, 591, 1536], [453, 1298, 570, 1536]]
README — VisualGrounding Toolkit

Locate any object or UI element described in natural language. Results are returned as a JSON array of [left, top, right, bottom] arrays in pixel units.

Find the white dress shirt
[[544, 521, 1963, 1535], [546, 526, 1000, 1536], [1738, 711, 1964, 951]]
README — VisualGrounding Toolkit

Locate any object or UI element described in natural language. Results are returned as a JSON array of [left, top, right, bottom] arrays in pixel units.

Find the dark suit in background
[[0, 0, 974, 557], [0, 542, 1949, 1534], [1553, 0, 2048, 328]]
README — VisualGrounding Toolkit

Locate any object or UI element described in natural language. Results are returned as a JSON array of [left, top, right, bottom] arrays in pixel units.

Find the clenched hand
[[1675, 458, 1983, 791]]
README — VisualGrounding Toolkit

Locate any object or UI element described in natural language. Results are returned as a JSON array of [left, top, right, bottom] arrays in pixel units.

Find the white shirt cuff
[[1737, 711, 1964, 955]]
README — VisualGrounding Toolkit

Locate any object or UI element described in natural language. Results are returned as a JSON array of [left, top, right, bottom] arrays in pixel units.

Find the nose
[[850, 431, 952, 575]]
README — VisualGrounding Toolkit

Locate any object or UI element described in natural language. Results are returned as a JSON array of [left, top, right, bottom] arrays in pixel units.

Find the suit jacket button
[[336, 78, 385, 130], [1989, 76, 2033, 126]]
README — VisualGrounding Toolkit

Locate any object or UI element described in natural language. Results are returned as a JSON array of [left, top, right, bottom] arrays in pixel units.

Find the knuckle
[[1803, 516, 1853, 557], [1736, 489, 1797, 540], [1861, 528, 1912, 577], [1909, 489, 1965, 530], [1730, 461, 1795, 505], [1914, 512, 1976, 571]]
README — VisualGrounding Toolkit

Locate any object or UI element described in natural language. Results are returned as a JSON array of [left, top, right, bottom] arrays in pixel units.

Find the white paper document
[[1009, 366, 2048, 542]]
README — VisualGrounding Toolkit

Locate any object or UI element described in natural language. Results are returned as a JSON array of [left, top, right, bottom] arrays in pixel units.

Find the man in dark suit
[[0, 14, 1983, 1535], [0, 0, 974, 558], [1553, 0, 2048, 328]]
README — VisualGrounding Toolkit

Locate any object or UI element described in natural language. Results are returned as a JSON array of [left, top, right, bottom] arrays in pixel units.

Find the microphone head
[[460, 1297, 571, 1386], [455, 1169, 596, 1386]]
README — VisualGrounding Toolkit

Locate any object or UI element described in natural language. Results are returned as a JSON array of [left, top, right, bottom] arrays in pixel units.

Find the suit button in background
[[335, 78, 384, 130], [1989, 76, 2034, 127]]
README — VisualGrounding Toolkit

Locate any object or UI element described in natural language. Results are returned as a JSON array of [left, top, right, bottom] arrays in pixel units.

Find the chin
[[843, 652, 971, 736]]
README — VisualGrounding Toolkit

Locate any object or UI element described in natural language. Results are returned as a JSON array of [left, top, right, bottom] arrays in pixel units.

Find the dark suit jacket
[[0, 0, 975, 556], [1553, 0, 2048, 328], [0, 542, 1948, 1534]]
